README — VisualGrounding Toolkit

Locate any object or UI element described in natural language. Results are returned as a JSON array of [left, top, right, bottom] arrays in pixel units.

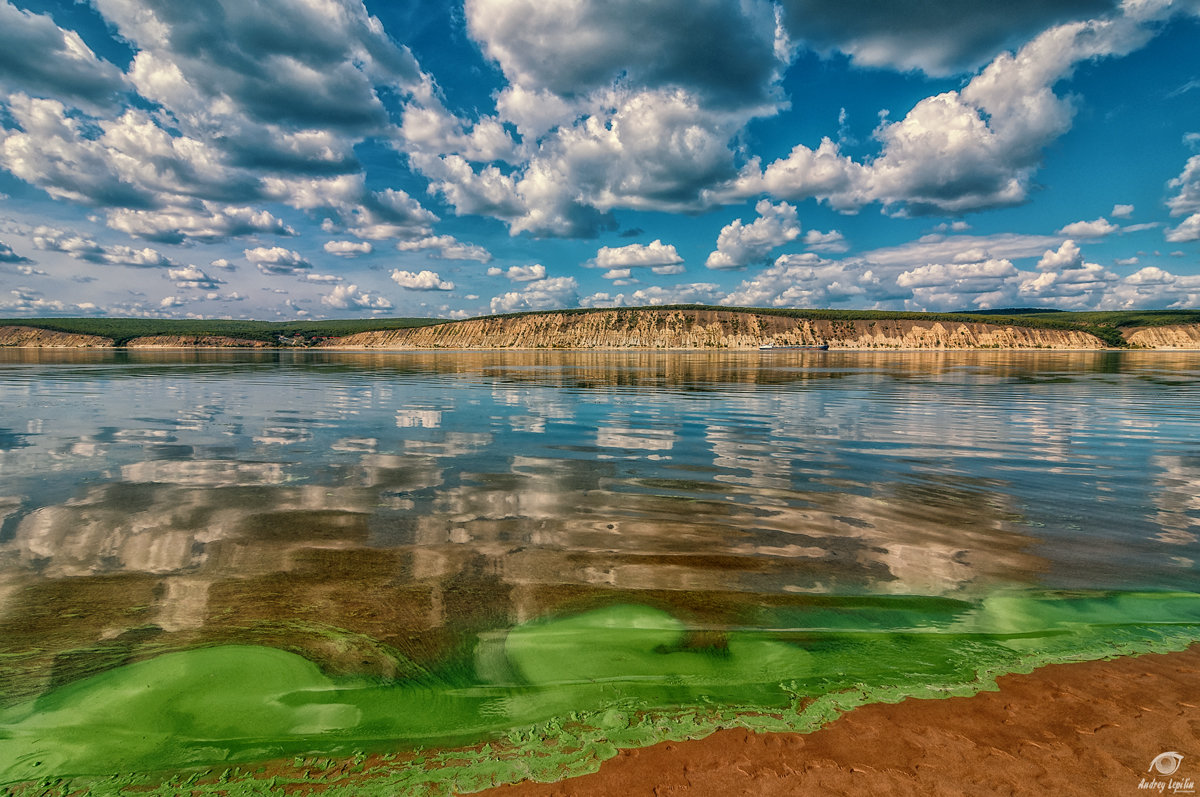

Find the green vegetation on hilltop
[[273, 318, 443, 337], [987, 308, 1200, 328]]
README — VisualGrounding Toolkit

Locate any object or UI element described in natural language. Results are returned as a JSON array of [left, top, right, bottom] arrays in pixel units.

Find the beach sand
[[478, 645, 1200, 797]]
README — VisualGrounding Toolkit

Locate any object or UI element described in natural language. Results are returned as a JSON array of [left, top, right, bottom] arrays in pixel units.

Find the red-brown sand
[[478, 646, 1200, 796]]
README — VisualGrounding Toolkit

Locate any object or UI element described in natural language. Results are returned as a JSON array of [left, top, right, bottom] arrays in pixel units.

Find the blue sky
[[0, 0, 1198, 320]]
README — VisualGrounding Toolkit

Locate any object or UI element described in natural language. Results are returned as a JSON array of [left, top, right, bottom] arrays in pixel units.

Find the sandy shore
[[478, 646, 1200, 797]]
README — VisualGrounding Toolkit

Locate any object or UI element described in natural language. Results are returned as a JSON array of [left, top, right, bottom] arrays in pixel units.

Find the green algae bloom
[[2, 591, 1198, 795]]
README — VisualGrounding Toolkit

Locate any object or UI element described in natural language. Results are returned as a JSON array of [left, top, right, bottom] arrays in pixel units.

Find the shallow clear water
[[1, 349, 1198, 787]]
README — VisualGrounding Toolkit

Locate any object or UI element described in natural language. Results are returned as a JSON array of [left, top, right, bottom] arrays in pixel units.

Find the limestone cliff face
[[1123, 325, 1200, 349], [7, 315, 1199, 350], [0, 325, 113, 347], [125, 335, 272, 348], [322, 310, 1109, 350]]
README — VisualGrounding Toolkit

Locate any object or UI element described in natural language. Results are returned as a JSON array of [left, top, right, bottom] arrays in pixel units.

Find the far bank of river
[[5, 310, 1200, 350]]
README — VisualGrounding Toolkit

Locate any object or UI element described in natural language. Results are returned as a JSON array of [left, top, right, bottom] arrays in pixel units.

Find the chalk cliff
[[1122, 324, 1200, 349], [125, 335, 272, 348], [4, 313, 1200, 349], [321, 310, 1110, 350], [0, 325, 113, 347]]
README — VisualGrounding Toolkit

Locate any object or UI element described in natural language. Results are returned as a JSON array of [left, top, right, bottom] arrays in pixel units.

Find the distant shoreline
[[6, 343, 1200, 352], [3, 306, 1200, 350]]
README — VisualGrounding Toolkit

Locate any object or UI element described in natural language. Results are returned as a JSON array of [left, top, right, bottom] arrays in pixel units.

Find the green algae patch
[[0, 645, 341, 781], [2, 591, 1199, 795], [502, 603, 810, 691]]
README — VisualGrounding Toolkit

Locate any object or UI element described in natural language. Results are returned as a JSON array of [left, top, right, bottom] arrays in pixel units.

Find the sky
[[0, 0, 1199, 320]]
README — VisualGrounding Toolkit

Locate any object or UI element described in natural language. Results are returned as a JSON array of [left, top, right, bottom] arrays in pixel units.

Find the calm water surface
[[1, 349, 1198, 786]]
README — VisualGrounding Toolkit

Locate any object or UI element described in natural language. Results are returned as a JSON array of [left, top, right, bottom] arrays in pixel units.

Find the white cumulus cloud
[[391, 269, 455, 291], [803, 229, 848, 253], [1036, 240, 1085, 271], [652, 263, 686, 275], [0, 240, 33, 264], [1167, 154, 1200, 216], [590, 239, 685, 269], [718, 3, 1185, 215], [32, 226, 179, 267], [0, 2, 127, 110], [706, 200, 801, 270], [395, 235, 492, 262], [580, 282, 723, 308], [490, 276, 578, 314], [1056, 217, 1117, 238], [486, 263, 546, 282], [244, 246, 312, 276], [324, 240, 374, 257], [1165, 214, 1200, 243], [167, 264, 223, 290], [321, 284, 393, 311]]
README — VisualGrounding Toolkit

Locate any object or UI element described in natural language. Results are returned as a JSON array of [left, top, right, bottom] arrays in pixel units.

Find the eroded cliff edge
[[1122, 324, 1200, 349], [0, 327, 270, 348], [0, 325, 113, 347], [5, 312, 1200, 349], [321, 310, 1112, 350], [124, 335, 272, 348]]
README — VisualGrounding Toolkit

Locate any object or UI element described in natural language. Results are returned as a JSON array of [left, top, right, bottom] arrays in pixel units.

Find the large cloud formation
[[408, 0, 1200, 241], [706, 201, 801, 270], [716, 0, 1185, 215], [1166, 154, 1200, 243], [410, 0, 790, 237], [1, 0, 1194, 238], [0, 2, 127, 110], [0, 0, 1197, 319], [777, 0, 1118, 75], [0, 0, 441, 248]]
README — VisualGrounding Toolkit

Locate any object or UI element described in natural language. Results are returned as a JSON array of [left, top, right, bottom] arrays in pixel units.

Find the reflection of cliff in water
[[3, 347, 1195, 386]]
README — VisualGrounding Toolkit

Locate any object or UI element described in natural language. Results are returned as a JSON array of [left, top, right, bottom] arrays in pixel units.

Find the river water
[[1, 349, 1198, 789]]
